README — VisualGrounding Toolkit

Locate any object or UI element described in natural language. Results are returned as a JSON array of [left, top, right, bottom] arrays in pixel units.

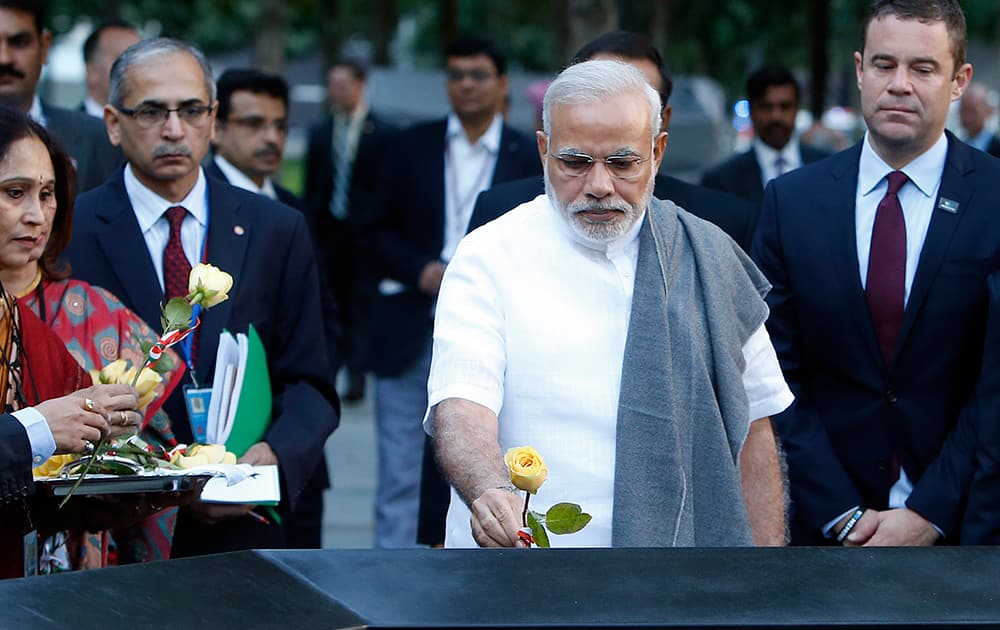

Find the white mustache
[[152, 144, 192, 158], [567, 199, 632, 214]]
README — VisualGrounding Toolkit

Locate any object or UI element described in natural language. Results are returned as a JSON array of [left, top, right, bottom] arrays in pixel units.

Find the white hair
[[542, 59, 661, 140], [109, 37, 216, 108]]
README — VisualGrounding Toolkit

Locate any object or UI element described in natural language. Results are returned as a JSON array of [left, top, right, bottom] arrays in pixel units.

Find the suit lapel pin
[[937, 198, 959, 214], [234, 225, 246, 236]]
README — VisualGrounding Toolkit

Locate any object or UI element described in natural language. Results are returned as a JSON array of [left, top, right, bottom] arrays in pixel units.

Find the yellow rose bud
[[197, 444, 227, 464], [188, 263, 233, 308], [122, 366, 163, 409], [504, 446, 548, 494], [222, 452, 237, 465], [32, 454, 75, 478], [178, 453, 209, 469], [98, 359, 129, 385]]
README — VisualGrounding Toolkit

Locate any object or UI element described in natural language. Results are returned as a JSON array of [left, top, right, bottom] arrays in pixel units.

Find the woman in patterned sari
[[0, 107, 187, 569]]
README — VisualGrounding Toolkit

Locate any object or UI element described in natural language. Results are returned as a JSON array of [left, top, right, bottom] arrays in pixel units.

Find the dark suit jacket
[[0, 414, 32, 505], [468, 173, 757, 251], [43, 102, 122, 194], [961, 271, 1000, 544], [365, 118, 543, 377], [701, 143, 828, 205], [204, 157, 303, 211], [753, 132, 1000, 544], [66, 171, 339, 548], [304, 110, 394, 227], [303, 111, 395, 372]]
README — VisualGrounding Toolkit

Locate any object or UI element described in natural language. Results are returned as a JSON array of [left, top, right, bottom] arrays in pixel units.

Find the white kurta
[[426, 195, 793, 547]]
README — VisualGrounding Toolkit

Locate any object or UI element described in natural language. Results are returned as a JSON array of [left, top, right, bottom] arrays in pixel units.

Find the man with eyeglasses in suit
[[66, 38, 339, 557], [206, 69, 301, 210]]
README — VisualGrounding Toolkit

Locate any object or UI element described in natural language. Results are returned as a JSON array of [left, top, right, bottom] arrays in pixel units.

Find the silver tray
[[36, 474, 214, 497]]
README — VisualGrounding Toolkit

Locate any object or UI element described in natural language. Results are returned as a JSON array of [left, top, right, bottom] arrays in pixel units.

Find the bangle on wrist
[[494, 484, 519, 494], [836, 509, 865, 543]]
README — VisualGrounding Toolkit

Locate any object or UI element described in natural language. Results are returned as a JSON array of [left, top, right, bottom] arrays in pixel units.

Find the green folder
[[224, 324, 273, 458]]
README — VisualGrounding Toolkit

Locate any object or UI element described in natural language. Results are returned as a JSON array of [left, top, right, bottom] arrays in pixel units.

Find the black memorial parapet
[[1, 547, 998, 628]]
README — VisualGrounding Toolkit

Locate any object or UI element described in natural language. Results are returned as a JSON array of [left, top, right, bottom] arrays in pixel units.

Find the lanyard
[[175, 205, 210, 387]]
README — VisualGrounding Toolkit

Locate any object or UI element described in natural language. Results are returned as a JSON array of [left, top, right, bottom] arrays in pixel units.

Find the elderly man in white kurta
[[426, 60, 793, 548]]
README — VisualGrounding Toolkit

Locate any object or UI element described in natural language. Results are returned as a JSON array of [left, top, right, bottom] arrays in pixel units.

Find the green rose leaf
[[526, 510, 550, 548], [545, 502, 593, 535], [162, 298, 193, 331]]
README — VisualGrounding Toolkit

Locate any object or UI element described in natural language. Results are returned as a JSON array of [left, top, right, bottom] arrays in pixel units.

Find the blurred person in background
[[702, 65, 828, 205], [0, 0, 121, 192], [207, 69, 300, 208], [305, 58, 394, 405], [960, 82, 996, 152], [365, 35, 541, 548], [80, 20, 140, 118]]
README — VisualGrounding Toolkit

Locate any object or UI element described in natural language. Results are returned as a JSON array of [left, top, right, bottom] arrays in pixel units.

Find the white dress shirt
[[823, 131, 949, 536], [441, 112, 502, 263], [966, 127, 995, 152], [83, 96, 105, 119], [754, 137, 802, 187], [124, 164, 209, 292], [426, 194, 793, 547], [15, 407, 55, 467], [27, 94, 46, 127], [213, 154, 277, 200]]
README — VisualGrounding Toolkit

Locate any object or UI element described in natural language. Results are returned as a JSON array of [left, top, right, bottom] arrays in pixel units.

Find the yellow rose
[[122, 366, 163, 410], [504, 446, 548, 494], [33, 454, 75, 478], [177, 453, 209, 469], [95, 359, 129, 385], [188, 263, 233, 308]]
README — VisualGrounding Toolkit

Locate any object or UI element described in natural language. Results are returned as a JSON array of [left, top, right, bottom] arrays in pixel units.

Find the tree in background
[[45, 0, 1000, 109]]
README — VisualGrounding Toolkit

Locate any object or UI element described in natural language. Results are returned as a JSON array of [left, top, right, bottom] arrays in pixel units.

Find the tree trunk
[[319, 0, 342, 70], [808, 0, 830, 119], [568, 0, 618, 57], [254, 0, 287, 74], [371, 0, 398, 66], [440, 0, 459, 57]]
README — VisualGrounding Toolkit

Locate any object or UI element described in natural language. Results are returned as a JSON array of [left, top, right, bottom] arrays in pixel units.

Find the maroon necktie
[[866, 171, 908, 365], [162, 206, 192, 300]]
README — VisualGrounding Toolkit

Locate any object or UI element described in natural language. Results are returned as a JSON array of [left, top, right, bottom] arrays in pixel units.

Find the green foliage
[[161, 297, 193, 333], [527, 510, 550, 548], [46, 0, 1000, 102], [543, 502, 592, 535]]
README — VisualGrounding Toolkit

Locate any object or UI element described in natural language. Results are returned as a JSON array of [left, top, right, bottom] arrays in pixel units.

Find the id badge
[[23, 529, 37, 577], [184, 386, 213, 443]]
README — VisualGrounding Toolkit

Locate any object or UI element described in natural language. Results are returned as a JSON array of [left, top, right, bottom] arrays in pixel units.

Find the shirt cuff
[[822, 506, 859, 538], [14, 407, 56, 467]]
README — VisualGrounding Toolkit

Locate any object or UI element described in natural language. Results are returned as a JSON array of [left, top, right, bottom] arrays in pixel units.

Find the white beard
[[544, 168, 654, 245]]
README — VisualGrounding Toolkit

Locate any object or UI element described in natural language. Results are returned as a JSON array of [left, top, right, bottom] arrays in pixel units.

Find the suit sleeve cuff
[[14, 407, 56, 467]]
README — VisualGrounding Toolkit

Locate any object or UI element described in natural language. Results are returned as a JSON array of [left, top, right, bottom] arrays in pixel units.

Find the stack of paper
[[199, 464, 281, 505], [206, 325, 273, 457]]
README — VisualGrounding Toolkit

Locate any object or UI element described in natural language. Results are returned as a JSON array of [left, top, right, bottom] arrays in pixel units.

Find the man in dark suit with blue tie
[[365, 36, 541, 547], [467, 31, 756, 251], [65, 38, 339, 556], [702, 65, 828, 206], [754, 0, 996, 546]]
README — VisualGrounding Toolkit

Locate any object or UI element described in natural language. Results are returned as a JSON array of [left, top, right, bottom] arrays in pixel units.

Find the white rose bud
[[188, 263, 233, 308]]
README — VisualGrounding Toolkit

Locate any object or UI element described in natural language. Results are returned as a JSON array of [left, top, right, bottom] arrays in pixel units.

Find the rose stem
[[522, 492, 530, 528]]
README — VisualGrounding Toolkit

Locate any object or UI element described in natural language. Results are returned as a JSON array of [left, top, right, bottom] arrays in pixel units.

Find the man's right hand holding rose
[[433, 397, 532, 548], [470, 487, 527, 547]]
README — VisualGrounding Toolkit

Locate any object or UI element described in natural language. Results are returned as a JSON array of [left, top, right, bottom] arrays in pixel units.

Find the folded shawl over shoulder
[[612, 197, 771, 547]]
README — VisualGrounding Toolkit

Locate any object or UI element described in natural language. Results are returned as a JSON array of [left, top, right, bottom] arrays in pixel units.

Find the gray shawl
[[612, 197, 771, 547]]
